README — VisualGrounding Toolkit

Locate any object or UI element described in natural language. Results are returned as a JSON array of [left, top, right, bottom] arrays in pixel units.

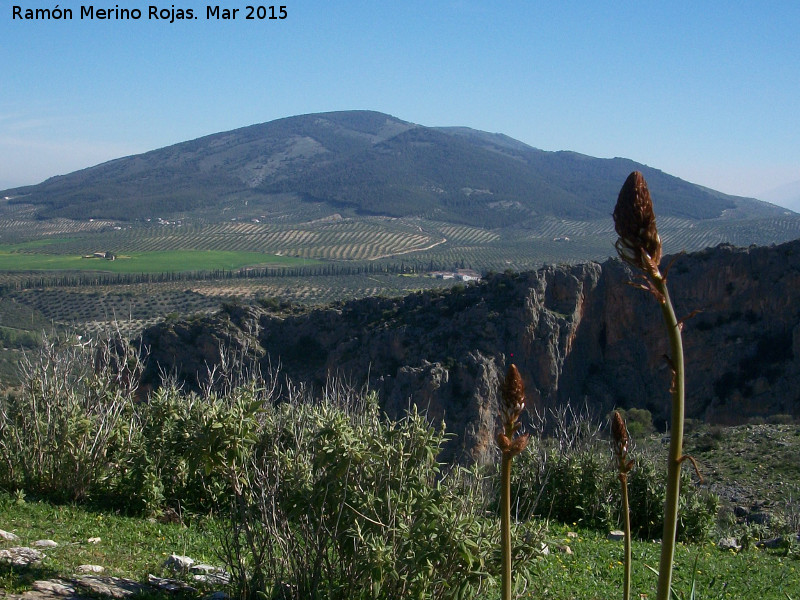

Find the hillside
[[1, 110, 787, 226], [138, 238, 800, 461]]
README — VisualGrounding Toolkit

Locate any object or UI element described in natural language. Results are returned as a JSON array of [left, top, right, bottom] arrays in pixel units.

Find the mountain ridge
[[3, 110, 789, 226]]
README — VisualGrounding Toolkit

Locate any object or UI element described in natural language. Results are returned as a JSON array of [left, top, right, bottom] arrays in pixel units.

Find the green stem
[[654, 277, 685, 600], [621, 473, 631, 600], [500, 452, 512, 600]]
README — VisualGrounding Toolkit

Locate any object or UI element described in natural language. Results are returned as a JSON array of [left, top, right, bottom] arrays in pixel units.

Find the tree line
[[0, 260, 474, 293]]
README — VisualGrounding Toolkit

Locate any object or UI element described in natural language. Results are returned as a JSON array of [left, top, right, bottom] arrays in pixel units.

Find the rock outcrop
[[140, 239, 800, 460], [0, 542, 229, 600]]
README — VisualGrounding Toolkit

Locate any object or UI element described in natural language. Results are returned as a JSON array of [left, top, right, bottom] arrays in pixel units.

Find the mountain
[[138, 239, 800, 461], [1, 110, 787, 226]]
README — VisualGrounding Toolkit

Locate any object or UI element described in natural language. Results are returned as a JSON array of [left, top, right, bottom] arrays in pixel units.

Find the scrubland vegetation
[[0, 332, 798, 599], [2, 166, 800, 598]]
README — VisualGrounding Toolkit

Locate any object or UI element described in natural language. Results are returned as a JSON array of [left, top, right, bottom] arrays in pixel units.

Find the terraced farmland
[[1, 272, 458, 336], [660, 215, 800, 251], [2, 210, 799, 277], [436, 224, 500, 244], [0, 209, 798, 353], [9, 218, 445, 262], [0, 214, 118, 242]]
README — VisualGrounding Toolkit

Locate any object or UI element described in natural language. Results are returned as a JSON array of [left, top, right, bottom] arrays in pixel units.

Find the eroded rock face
[[139, 240, 800, 459], [570, 242, 800, 426], [139, 304, 265, 391]]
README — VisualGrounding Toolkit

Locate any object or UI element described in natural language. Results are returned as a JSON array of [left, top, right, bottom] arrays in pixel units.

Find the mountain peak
[[1, 110, 785, 224]]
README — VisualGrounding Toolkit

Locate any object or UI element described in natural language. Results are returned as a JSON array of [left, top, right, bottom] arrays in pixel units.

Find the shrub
[[509, 408, 717, 542], [767, 414, 796, 425], [626, 458, 718, 541], [215, 384, 544, 600], [104, 384, 256, 514], [618, 408, 656, 437], [0, 331, 139, 502], [514, 446, 615, 529]]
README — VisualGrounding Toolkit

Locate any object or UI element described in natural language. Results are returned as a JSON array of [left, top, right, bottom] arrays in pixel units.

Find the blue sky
[[2, 1, 799, 208]]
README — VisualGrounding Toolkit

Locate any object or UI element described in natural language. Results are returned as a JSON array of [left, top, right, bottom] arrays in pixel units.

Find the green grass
[[0, 238, 77, 251], [1, 498, 797, 599], [0, 250, 317, 273], [517, 523, 799, 600], [0, 494, 218, 595]]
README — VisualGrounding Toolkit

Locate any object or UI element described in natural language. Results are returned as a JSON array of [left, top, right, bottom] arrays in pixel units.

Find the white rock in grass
[[33, 539, 58, 547], [164, 553, 195, 571], [0, 529, 20, 541], [87, 537, 102, 544], [33, 579, 77, 595], [191, 564, 218, 574], [191, 564, 230, 584], [77, 575, 151, 597], [0, 547, 45, 566], [194, 572, 231, 585], [78, 564, 105, 573], [539, 542, 550, 556], [148, 574, 197, 593], [717, 537, 741, 551]]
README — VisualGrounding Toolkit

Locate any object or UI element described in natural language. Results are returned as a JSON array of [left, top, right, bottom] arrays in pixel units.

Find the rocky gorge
[[139, 239, 800, 462]]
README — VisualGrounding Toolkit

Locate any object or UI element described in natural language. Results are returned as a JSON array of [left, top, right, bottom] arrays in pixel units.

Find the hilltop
[[1, 110, 787, 226]]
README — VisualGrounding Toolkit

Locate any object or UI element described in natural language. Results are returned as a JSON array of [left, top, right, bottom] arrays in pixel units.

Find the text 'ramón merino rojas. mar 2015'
[[11, 5, 288, 22]]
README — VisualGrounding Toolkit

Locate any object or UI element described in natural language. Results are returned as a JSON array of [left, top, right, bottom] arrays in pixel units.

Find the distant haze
[[759, 179, 800, 212]]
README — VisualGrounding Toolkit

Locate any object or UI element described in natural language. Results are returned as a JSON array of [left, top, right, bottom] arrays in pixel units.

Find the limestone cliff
[[140, 240, 800, 460]]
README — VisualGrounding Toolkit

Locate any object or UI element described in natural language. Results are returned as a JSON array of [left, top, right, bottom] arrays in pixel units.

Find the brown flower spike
[[612, 171, 686, 600], [611, 411, 628, 454], [611, 410, 634, 475], [613, 171, 663, 275], [497, 364, 529, 457]]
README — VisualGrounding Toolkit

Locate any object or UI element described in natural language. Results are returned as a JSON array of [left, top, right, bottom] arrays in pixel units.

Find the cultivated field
[[2, 210, 800, 276]]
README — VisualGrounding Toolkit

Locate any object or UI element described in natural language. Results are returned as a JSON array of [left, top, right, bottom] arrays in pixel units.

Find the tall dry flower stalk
[[496, 364, 530, 600], [613, 171, 686, 600], [612, 411, 634, 600]]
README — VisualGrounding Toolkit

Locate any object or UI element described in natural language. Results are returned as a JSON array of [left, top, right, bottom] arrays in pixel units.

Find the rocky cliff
[[140, 239, 800, 461]]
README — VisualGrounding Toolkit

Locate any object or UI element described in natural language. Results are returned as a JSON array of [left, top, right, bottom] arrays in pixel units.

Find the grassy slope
[[530, 524, 798, 600], [0, 496, 218, 595], [683, 424, 800, 510]]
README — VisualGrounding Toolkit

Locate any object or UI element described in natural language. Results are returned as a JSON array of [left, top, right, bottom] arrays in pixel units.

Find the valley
[[1, 202, 799, 331]]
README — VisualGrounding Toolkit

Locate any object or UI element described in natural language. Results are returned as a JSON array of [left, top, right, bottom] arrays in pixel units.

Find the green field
[[0, 248, 317, 273], [2, 212, 800, 277]]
